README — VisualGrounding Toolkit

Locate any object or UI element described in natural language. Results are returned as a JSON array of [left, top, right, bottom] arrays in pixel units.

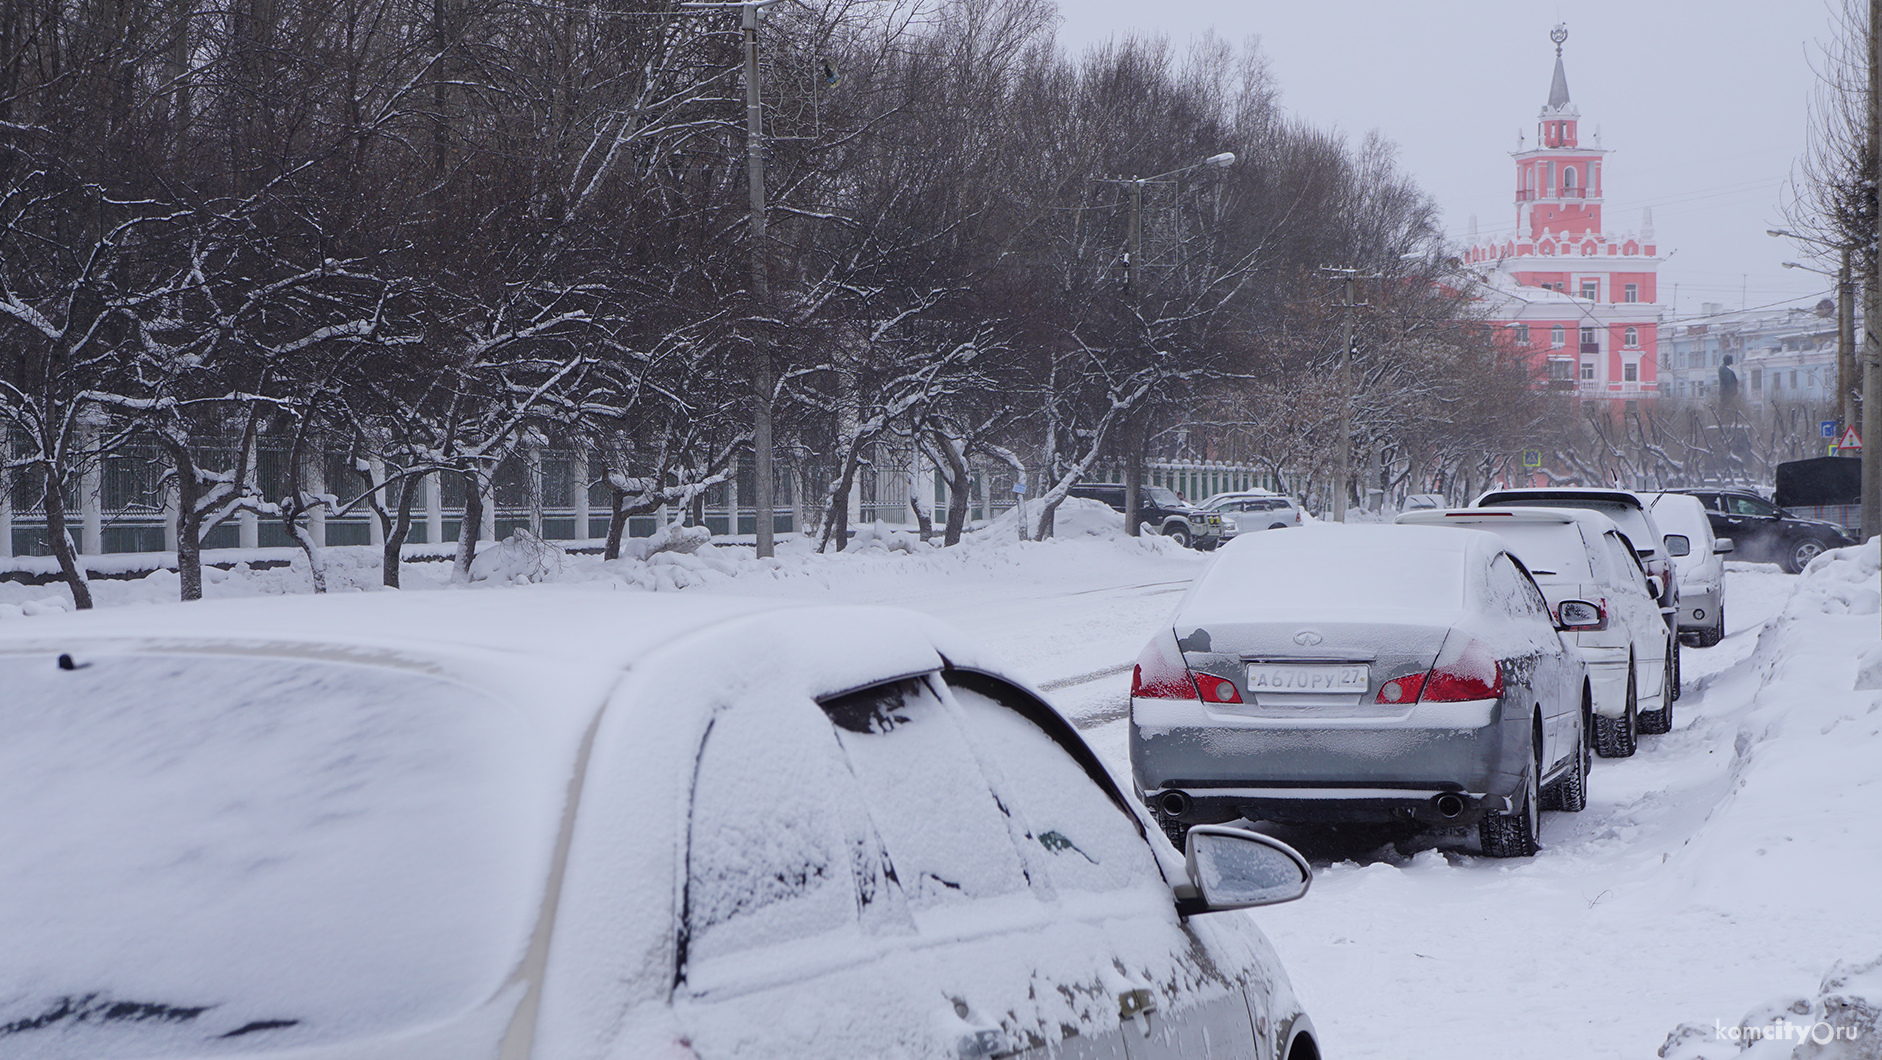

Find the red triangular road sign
[[1839, 426, 1863, 449]]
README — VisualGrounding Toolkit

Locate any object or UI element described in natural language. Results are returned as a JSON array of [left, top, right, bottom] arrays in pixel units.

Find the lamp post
[[1096, 151, 1235, 537], [683, 0, 788, 558], [1773, 230, 1858, 434]]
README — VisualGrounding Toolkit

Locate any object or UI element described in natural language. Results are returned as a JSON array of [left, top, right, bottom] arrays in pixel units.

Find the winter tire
[[1639, 645, 1675, 734], [1786, 537, 1826, 574], [1694, 608, 1725, 648], [1594, 667, 1639, 758], [1164, 525, 1192, 549], [1481, 756, 1540, 858], [1540, 711, 1588, 813], [1670, 637, 1682, 701], [1156, 812, 1188, 850]]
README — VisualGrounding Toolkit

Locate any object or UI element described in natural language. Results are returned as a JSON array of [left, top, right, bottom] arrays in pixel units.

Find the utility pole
[[1841, 248, 1856, 433], [1865, 0, 1881, 553], [1326, 268, 1372, 523], [743, 1, 775, 559]]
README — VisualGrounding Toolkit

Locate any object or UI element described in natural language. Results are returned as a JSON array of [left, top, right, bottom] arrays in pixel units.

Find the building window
[[1791, 369, 1800, 389], [1547, 358, 1574, 381], [1551, 325, 1565, 347], [1580, 326, 1596, 347], [1624, 283, 1638, 303], [1751, 369, 1763, 391], [1773, 372, 1783, 391], [1515, 324, 1531, 344], [1580, 360, 1595, 381], [1564, 166, 1578, 192], [1581, 279, 1598, 300], [1624, 326, 1639, 347], [1623, 362, 1639, 383]]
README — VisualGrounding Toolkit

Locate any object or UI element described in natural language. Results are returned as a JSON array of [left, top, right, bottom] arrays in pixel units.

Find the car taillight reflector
[[1376, 672, 1428, 704], [1131, 635, 1199, 700], [1418, 638, 1504, 702], [1196, 674, 1243, 704]]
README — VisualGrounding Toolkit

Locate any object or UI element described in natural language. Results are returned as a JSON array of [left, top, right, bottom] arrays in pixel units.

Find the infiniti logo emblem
[[1293, 630, 1324, 646]]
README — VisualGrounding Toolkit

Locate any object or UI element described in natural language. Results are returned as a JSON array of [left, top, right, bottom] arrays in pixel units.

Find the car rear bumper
[[1130, 698, 1531, 827], [1676, 587, 1722, 633]]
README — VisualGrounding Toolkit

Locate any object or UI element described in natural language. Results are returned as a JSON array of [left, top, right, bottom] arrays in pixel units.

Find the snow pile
[[469, 528, 572, 584], [1653, 539, 1882, 1059], [1659, 955, 1882, 1059]]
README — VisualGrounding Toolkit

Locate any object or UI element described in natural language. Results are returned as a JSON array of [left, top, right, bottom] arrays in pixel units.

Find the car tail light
[[1131, 631, 1199, 700], [1416, 637, 1504, 702], [1376, 672, 1428, 704], [1195, 674, 1243, 704]]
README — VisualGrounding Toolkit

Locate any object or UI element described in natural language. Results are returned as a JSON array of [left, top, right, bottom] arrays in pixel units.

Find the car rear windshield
[[1189, 541, 1467, 613], [1481, 496, 1654, 551], [1647, 495, 1711, 542], [0, 651, 560, 1057], [1475, 523, 1595, 582]]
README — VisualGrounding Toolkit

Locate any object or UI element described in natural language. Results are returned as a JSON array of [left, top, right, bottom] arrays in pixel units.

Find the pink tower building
[[1463, 25, 1663, 405]]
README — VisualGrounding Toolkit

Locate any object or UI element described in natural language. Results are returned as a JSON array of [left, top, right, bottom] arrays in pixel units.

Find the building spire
[[1547, 24, 1571, 110]]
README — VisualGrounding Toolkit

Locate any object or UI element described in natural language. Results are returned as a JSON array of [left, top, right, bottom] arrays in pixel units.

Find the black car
[[1068, 482, 1225, 548], [1670, 488, 1855, 573]]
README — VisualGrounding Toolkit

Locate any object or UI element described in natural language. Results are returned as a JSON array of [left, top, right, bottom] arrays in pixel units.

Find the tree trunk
[[41, 464, 93, 610], [932, 433, 971, 547], [163, 442, 206, 602], [383, 475, 418, 589], [604, 487, 629, 560], [1123, 412, 1145, 536], [452, 468, 483, 582]]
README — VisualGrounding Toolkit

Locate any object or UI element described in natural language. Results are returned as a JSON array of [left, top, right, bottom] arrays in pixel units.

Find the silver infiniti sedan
[[1130, 524, 1593, 858]]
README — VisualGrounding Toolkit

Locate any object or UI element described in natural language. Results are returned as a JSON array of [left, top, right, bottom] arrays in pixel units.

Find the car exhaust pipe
[[1156, 790, 1192, 819], [1433, 793, 1465, 819]]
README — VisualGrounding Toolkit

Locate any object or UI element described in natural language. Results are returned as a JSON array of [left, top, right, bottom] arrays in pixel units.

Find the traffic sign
[[1822, 420, 1839, 439], [1521, 449, 1541, 469], [1012, 479, 1028, 495], [1838, 426, 1863, 451]]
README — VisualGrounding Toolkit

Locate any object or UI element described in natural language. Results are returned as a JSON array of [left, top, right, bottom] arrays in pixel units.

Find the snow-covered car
[[1198, 491, 1306, 537], [1643, 491, 1733, 647], [0, 592, 1322, 1060], [1400, 493, 1447, 512], [1399, 507, 1676, 752], [1130, 524, 1591, 859], [1474, 487, 1681, 634]]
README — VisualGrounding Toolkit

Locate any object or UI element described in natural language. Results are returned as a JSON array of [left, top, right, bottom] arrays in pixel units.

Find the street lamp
[[1771, 231, 1858, 445], [681, 0, 790, 558], [1095, 151, 1236, 536]]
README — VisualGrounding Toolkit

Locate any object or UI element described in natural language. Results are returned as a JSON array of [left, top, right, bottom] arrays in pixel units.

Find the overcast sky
[[1052, 0, 1843, 322]]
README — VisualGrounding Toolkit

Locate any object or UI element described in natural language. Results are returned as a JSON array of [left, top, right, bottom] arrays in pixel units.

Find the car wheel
[[1481, 752, 1541, 857], [1785, 537, 1827, 574], [1267, 522, 1288, 530], [1639, 644, 1674, 734], [1540, 703, 1588, 813], [1164, 525, 1192, 549], [1593, 667, 1640, 758], [1670, 637, 1681, 700]]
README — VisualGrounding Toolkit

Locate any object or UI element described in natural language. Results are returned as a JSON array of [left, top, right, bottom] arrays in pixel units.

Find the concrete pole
[[1840, 249, 1856, 432], [1123, 178, 1145, 537], [1333, 273, 1356, 523], [744, 2, 775, 559], [304, 441, 326, 549], [238, 435, 259, 550], [526, 443, 544, 537], [425, 471, 443, 546], [79, 418, 103, 555], [367, 457, 386, 548], [571, 447, 591, 544]]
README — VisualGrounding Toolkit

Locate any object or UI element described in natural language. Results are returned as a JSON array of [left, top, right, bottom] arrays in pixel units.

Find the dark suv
[[1068, 483, 1224, 548], [1670, 489, 1855, 574]]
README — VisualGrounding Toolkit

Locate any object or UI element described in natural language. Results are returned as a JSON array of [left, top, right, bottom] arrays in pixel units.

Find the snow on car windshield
[[1188, 532, 1467, 615], [0, 651, 566, 1057], [1144, 487, 1185, 508], [1472, 523, 1595, 583]]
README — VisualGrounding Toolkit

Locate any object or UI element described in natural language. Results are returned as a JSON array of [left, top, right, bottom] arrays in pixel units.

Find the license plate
[[1245, 663, 1369, 694]]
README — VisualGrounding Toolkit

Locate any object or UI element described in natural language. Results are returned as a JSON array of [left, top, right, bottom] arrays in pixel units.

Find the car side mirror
[[1713, 537, 1735, 554], [1175, 826, 1311, 915], [1556, 599, 1605, 632], [1663, 534, 1690, 557], [1645, 575, 1664, 599]]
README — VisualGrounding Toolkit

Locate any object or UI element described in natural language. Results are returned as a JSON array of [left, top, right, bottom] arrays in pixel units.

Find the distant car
[[1399, 507, 1676, 751], [1069, 482, 1226, 548], [1401, 493, 1448, 512], [1672, 486, 1856, 574], [1643, 492, 1733, 646], [0, 592, 1320, 1060], [1130, 524, 1591, 859], [1198, 490, 1306, 536], [1474, 487, 1681, 634]]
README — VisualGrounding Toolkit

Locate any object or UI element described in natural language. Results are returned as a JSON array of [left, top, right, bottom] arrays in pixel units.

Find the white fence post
[[425, 472, 444, 547], [572, 447, 591, 544]]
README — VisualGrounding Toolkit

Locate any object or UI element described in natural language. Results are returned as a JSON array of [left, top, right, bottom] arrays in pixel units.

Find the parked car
[[1643, 491, 1733, 646], [1677, 480, 1857, 574], [1401, 493, 1448, 512], [1473, 487, 1681, 635], [1197, 490, 1306, 537], [1068, 482, 1226, 548], [1776, 456, 1862, 543], [1130, 524, 1591, 859], [1399, 507, 1676, 750], [0, 592, 1320, 1060]]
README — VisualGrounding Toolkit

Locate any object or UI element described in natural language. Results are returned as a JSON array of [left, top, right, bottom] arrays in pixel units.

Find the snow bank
[[1654, 539, 1882, 1059]]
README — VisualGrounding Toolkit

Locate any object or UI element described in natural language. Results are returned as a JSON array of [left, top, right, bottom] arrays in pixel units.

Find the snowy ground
[[5, 508, 1879, 1058]]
